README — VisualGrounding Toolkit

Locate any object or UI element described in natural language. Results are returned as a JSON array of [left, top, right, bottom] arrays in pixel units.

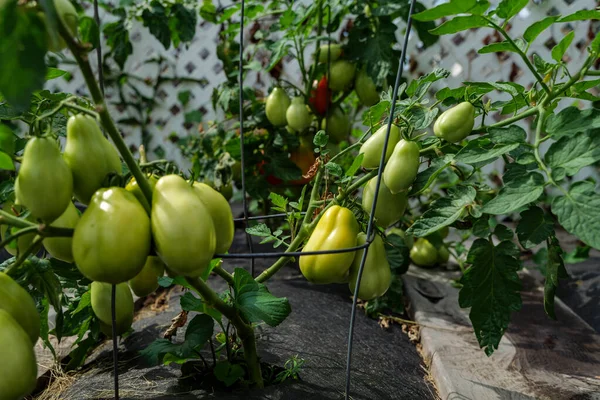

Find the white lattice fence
[[49, 0, 600, 171]]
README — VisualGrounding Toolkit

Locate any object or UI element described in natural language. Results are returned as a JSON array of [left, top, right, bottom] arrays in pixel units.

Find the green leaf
[[184, 314, 214, 347], [184, 110, 203, 124], [455, 125, 525, 165], [551, 30, 574, 62], [523, 16, 559, 43], [171, 4, 197, 45], [516, 206, 554, 249], [45, 68, 69, 81], [345, 153, 364, 177], [407, 186, 476, 237], [409, 154, 452, 195], [246, 223, 271, 237], [545, 131, 600, 178], [79, 16, 99, 49], [413, 0, 489, 21], [0, 151, 14, 171], [325, 162, 343, 177], [543, 237, 568, 320], [140, 339, 183, 365], [233, 268, 291, 327], [406, 68, 450, 97], [384, 234, 410, 275], [267, 39, 292, 71], [558, 10, 600, 23], [104, 17, 133, 69], [313, 130, 329, 147], [494, 224, 513, 241], [482, 172, 545, 215], [142, 1, 171, 49], [214, 361, 245, 387], [0, 6, 48, 111], [199, 0, 217, 23], [269, 192, 288, 211], [551, 181, 600, 250], [546, 107, 600, 139], [495, 0, 528, 20], [459, 239, 522, 356], [477, 39, 523, 55], [563, 246, 590, 264], [430, 15, 489, 35]]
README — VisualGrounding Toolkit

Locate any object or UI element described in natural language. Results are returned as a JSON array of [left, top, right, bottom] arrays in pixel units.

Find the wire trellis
[[99, 0, 418, 397]]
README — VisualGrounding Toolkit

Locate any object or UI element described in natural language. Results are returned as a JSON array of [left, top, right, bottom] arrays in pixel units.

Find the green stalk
[[213, 265, 235, 285], [473, 106, 538, 133], [57, 21, 153, 205], [0, 210, 35, 229], [185, 276, 264, 388]]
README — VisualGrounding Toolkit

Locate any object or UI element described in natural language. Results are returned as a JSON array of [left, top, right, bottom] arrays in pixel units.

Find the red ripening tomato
[[309, 77, 331, 116]]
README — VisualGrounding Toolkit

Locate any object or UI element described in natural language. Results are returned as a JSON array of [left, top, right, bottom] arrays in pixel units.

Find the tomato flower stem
[[57, 20, 154, 206]]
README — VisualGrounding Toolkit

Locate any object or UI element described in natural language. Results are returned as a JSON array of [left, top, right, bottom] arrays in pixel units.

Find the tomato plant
[[0, 0, 599, 398]]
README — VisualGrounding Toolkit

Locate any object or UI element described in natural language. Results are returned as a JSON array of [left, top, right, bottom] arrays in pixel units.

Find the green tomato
[[15, 136, 73, 222], [354, 68, 380, 106], [0, 309, 37, 400], [359, 124, 401, 169], [382, 139, 420, 194], [410, 238, 438, 268], [286, 97, 312, 133], [129, 256, 165, 297], [125, 174, 158, 213], [328, 60, 356, 92], [73, 187, 151, 284], [152, 175, 216, 277], [91, 282, 134, 337], [386, 227, 414, 248], [317, 43, 343, 63], [321, 107, 350, 144], [43, 201, 79, 263], [192, 182, 235, 254], [362, 177, 407, 228], [64, 114, 122, 205], [0, 272, 40, 345], [433, 102, 475, 143], [265, 87, 291, 127], [437, 245, 450, 264], [349, 233, 392, 301]]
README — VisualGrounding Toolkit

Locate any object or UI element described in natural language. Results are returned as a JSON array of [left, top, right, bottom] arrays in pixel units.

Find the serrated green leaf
[[269, 192, 288, 210], [413, 0, 489, 22], [523, 16, 559, 43], [551, 30, 574, 62], [545, 131, 600, 177], [430, 15, 489, 35], [233, 268, 291, 327], [551, 181, 600, 250], [494, 224, 513, 241], [407, 186, 476, 237], [546, 107, 600, 139], [495, 0, 528, 20], [459, 239, 522, 356], [543, 237, 568, 320], [406, 68, 450, 97], [516, 206, 554, 249], [246, 223, 271, 237], [558, 10, 600, 23], [477, 40, 522, 55], [104, 18, 133, 69], [384, 234, 410, 274], [45, 67, 69, 81], [482, 172, 545, 215], [455, 125, 525, 165]]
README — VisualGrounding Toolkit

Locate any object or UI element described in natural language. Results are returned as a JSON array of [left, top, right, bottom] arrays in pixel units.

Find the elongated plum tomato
[[0, 272, 40, 345], [91, 282, 134, 337], [265, 87, 291, 127], [433, 102, 475, 143], [192, 182, 234, 254], [151, 175, 216, 277], [43, 201, 80, 263], [72, 187, 151, 284], [362, 177, 408, 228], [349, 233, 392, 301], [321, 107, 351, 143], [15, 136, 73, 222], [317, 43, 343, 63], [286, 97, 312, 133], [129, 256, 165, 297], [359, 124, 401, 169], [382, 139, 420, 194], [328, 60, 356, 92], [355, 68, 380, 106], [309, 77, 331, 116], [0, 309, 37, 400]]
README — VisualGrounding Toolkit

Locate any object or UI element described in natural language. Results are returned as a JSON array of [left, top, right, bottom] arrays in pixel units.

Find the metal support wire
[[111, 284, 119, 400], [344, 0, 417, 398], [237, 0, 257, 277], [93, 0, 104, 96]]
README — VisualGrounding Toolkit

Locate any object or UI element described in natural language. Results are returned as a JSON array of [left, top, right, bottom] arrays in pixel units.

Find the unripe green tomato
[[328, 60, 356, 92], [16, 136, 73, 222], [383, 139, 420, 194], [0, 272, 40, 345], [362, 177, 407, 228], [286, 97, 312, 133], [152, 175, 216, 277], [359, 124, 401, 169], [410, 238, 438, 268], [349, 233, 392, 301], [433, 102, 475, 143], [73, 187, 151, 284], [0, 203, 35, 256], [129, 256, 165, 297], [91, 282, 134, 337], [355, 68, 380, 106], [192, 182, 234, 254], [125, 174, 158, 213], [439, 226, 449, 239], [386, 227, 414, 248], [265, 87, 291, 127], [437, 245, 450, 264], [45, 0, 79, 52], [43, 201, 79, 263], [321, 107, 350, 143], [0, 309, 38, 400], [317, 43, 343, 63]]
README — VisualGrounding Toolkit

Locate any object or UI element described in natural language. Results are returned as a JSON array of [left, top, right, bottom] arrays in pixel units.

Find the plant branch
[[473, 106, 538, 133], [57, 20, 153, 205], [0, 210, 35, 229], [4, 235, 44, 276], [0, 226, 38, 251], [213, 265, 235, 285]]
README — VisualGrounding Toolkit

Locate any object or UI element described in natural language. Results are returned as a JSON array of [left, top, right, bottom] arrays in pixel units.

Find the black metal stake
[[111, 283, 119, 400], [93, 0, 104, 96], [344, 0, 418, 398]]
